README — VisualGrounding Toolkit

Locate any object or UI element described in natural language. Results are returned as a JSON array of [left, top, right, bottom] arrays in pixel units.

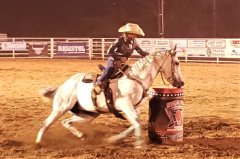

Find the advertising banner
[[152, 39, 170, 53], [170, 39, 187, 57], [134, 38, 153, 55], [186, 48, 207, 57], [135, 39, 188, 56], [170, 39, 187, 48], [123, 38, 240, 59], [28, 42, 48, 56], [56, 42, 87, 56], [153, 39, 170, 48], [1, 42, 26, 50], [204, 39, 240, 57], [205, 39, 226, 57], [226, 39, 240, 57], [187, 39, 206, 48], [206, 39, 226, 48]]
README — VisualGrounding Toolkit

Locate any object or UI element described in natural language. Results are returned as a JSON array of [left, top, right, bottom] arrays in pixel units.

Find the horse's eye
[[175, 62, 179, 65]]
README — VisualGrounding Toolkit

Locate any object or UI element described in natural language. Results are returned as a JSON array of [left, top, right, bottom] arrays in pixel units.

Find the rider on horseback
[[94, 23, 149, 94]]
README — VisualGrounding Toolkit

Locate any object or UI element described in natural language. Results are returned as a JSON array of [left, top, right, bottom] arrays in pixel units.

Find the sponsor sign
[[186, 48, 207, 56], [206, 48, 226, 57], [28, 42, 48, 56], [1, 42, 26, 50], [131, 38, 240, 58], [152, 39, 170, 48], [206, 39, 226, 48], [170, 39, 187, 48], [226, 39, 240, 57], [185, 39, 240, 58], [188, 39, 206, 48], [57, 42, 87, 55], [152, 47, 166, 53], [176, 48, 187, 57], [230, 39, 240, 48], [136, 38, 152, 47], [134, 39, 153, 55]]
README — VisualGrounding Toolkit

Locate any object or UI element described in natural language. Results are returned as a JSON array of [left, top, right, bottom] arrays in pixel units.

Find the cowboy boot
[[94, 67, 114, 94]]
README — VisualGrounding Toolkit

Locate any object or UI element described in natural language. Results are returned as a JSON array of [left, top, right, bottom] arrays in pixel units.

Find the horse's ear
[[173, 44, 177, 51], [170, 44, 177, 56]]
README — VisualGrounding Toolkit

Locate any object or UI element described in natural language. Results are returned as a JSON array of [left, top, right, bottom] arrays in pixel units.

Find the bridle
[[158, 50, 177, 86]]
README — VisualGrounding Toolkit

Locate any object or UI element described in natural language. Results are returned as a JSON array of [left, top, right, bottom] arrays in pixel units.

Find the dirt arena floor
[[0, 59, 239, 159]]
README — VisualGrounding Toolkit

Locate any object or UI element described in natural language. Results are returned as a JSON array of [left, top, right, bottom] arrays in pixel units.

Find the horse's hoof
[[106, 136, 117, 144], [76, 133, 84, 138], [134, 140, 144, 149], [134, 145, 142, 149], [35, 143, 42, 149]]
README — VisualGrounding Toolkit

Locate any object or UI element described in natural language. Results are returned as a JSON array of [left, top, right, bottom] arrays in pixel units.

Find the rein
[[126, 75, 148, 96], [158, 52, 175, 86], [116, 68, 148, 96]]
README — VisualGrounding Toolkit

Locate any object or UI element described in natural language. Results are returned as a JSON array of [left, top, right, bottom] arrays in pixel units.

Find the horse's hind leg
[[36, 96, 77, 144], [61, 113, 98, 138], [36, 110, 64, 144]]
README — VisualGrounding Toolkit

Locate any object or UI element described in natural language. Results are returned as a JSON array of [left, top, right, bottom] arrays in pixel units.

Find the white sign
[[1, 42, 26, 50], [206, 39, 226, 48], [152, 39, 170, 47], [186, 48, 207, 56], [207, 48, 226, 57], [176, 48, 187, 57], [226, 39, 240, 57], [136, 38, 152, 47], [170, 39, 187, 48], [188, 39, 206, 48]]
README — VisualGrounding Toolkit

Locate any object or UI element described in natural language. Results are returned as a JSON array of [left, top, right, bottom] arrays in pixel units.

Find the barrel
[[148, 88, 184, 144]]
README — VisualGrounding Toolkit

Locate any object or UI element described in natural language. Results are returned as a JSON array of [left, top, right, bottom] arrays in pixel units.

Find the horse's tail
[[39, 87, 58, 102]]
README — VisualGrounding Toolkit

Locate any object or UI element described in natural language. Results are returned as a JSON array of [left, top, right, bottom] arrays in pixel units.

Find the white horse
[[35, 45, 184, 148]]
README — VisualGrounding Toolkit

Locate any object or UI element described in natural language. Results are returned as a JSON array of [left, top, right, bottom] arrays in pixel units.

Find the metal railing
[[0, 37, 239, 63]]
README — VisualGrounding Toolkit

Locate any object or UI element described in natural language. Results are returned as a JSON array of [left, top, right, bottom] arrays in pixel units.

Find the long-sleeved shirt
[[107, 36, 149, 60]]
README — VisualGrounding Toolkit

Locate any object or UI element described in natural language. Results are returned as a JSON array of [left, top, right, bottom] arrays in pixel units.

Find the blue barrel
[[148, 88, 184, 144]]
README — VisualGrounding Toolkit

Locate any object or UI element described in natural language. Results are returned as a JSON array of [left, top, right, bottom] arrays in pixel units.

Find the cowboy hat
[[118, 23, 145, 36]]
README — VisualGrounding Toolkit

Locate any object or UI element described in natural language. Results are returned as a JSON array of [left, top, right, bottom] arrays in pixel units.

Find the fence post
[[88, 38, 92, 60], [50, 38, 54, 59], [12, 38, 15, 58], [102, 38, 105, 60]]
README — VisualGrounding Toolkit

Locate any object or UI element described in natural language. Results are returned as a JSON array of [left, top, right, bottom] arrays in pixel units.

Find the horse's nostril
[[181, 82, 185, 86]]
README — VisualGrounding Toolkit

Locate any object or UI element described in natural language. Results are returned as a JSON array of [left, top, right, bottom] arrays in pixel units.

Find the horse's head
[[155, 44, 185, 88]]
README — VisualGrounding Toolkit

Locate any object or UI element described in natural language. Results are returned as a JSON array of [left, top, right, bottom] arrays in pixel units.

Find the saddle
[[82, 65, 129, 120]]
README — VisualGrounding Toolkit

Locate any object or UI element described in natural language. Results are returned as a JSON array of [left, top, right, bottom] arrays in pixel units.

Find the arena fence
[[0, 33, 7, 38], [0, 37, 239, 63]]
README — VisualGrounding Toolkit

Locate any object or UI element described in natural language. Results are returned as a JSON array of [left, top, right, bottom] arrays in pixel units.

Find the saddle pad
[[82, 73, 98, 83]]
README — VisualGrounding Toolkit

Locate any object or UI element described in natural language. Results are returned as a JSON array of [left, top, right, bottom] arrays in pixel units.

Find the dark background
[[0, 0, 239, 38]]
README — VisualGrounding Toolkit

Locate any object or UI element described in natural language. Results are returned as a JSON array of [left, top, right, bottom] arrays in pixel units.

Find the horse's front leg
[[108, 102, 143, 148], [108, 125, 135, 143]]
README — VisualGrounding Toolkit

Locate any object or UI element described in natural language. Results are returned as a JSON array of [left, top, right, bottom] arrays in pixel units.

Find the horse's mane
[[130, 52, 159, 71]]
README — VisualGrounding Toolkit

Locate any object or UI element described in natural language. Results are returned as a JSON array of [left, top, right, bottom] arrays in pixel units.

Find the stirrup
[[91, 89, 97, 99]]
